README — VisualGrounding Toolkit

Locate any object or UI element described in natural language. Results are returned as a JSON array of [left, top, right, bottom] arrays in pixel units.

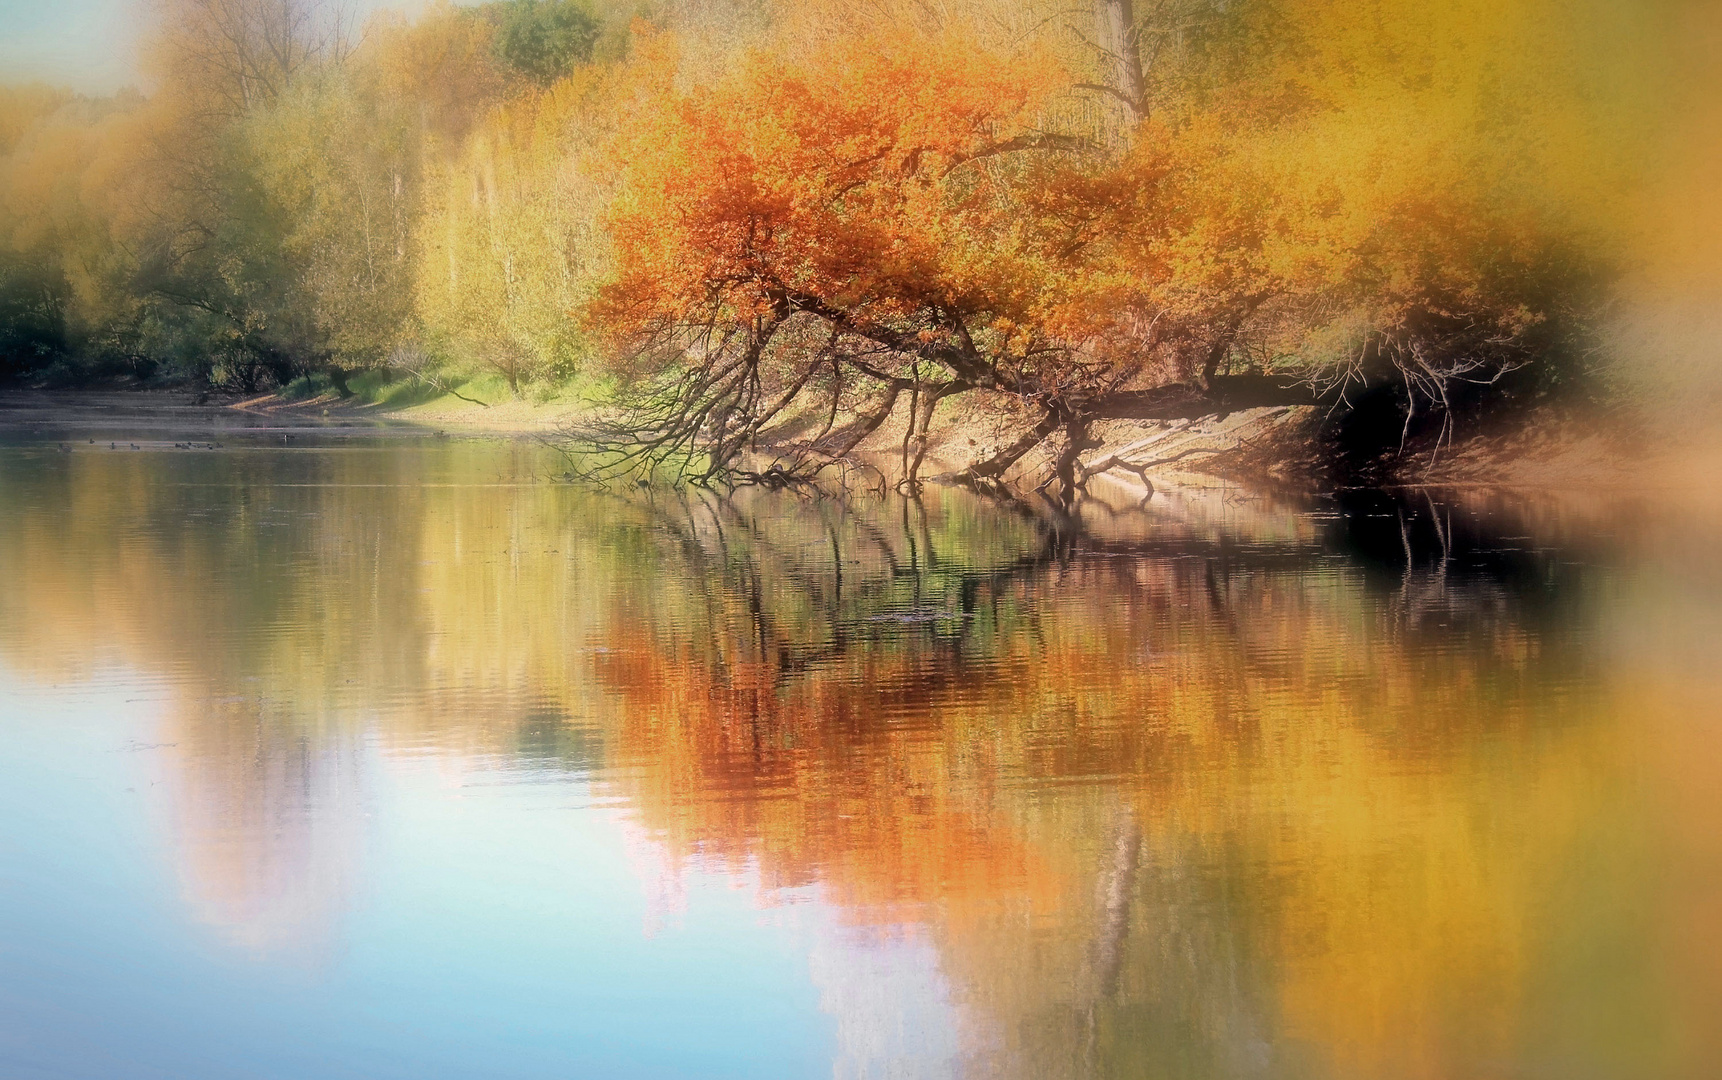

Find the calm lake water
[[2, 403, 1719, 1079]]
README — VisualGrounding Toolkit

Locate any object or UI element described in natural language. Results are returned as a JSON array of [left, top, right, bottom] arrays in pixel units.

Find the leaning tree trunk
[[951, 409, 1063, 490]]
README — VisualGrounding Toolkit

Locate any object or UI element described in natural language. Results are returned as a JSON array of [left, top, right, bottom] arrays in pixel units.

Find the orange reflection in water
[[585, 492, 1693, 1079], [1, 445, 1717, 1078]]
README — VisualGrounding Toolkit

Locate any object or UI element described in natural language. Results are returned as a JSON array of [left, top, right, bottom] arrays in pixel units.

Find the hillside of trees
[[0, 0, 1711, 488]]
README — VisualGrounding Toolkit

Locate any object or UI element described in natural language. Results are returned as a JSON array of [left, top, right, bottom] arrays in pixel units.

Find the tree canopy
[[487, 0, 600, 87], [0, 0, 1701, 483], [579, 1, 1638, 489]]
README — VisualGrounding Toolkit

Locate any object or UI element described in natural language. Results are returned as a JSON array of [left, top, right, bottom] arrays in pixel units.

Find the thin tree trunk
[[1053, 415, 1103, 505], [1096, 0, 1148, 120]]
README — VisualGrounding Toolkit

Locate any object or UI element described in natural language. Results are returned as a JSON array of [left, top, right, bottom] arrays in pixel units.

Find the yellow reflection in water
[[0, 443, 1715, 1078]]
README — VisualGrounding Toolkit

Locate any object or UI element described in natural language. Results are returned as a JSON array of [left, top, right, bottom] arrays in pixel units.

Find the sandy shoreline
[[0, 386, 570, 438], [4, 385, 1716, 510]]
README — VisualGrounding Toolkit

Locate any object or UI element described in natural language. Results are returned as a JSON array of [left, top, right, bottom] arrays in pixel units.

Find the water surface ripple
[[1, 427, 1717, 1079]]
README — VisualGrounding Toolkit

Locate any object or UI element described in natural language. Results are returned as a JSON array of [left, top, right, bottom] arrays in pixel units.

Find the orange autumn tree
[[579, 28, 1309, 492], [579, 3, 1622, 493]]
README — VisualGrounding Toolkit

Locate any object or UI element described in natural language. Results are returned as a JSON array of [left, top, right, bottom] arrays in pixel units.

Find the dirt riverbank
[[2, 384, 1713, 504], [0, 385, 575, 438]]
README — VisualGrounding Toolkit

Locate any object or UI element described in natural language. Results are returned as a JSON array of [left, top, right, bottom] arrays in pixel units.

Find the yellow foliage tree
[[415, 64, 622, 396]]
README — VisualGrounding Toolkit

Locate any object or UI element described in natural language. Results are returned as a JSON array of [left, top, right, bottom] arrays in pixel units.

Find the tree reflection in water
[[0, 441, 1710, 1079], [592, 486, 1625, 1080]]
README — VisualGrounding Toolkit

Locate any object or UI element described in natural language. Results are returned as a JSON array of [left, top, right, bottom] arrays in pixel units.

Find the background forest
[[0, 0, 1716, 470]]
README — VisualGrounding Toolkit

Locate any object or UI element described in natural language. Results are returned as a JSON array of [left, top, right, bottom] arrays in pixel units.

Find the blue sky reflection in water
[[0, 679, 857, 1079], [0, 425, 1719, 1079]]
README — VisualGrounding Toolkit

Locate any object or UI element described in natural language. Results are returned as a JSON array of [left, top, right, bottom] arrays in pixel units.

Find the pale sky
[[0, 0, 434, 95], [0, 0, 142, 92]]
